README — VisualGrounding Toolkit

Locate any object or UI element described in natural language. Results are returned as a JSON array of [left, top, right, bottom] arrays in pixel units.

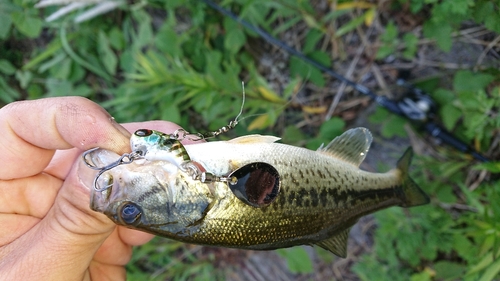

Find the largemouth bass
[[88, 128, 429, 257]]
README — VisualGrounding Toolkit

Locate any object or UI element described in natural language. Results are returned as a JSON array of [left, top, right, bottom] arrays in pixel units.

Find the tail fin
[[397, 148, 430, 207]]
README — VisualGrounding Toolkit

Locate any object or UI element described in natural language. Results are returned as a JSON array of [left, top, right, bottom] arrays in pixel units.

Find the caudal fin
[[397, 148, 430, 207]]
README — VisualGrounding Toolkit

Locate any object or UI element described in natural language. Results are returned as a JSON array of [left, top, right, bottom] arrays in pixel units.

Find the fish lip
[[90, 187, 108, 213], [86, 149, 121, 214]]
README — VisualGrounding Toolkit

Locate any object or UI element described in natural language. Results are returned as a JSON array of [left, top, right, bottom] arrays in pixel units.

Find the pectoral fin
[[228, 134, 281, 144], [314, 228, 350, 258]]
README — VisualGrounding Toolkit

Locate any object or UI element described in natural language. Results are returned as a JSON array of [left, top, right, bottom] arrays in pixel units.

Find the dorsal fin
[[228, 134, 281, 144], [314, 228, 350, 258], [317, 127, 372, 167]]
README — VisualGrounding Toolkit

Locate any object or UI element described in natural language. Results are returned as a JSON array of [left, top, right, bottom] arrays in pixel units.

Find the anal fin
[[314, 228, 350, 258]]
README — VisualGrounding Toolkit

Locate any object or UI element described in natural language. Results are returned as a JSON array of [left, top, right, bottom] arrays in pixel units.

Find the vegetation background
[[1, 0, 500, 280]]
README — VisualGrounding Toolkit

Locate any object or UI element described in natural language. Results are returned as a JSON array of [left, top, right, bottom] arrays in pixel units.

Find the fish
[[88, 127, 430, 257]]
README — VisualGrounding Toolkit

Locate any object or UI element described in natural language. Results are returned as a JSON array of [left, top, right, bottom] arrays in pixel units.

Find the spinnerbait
[[130, 129, 257, 187], [83, 85, 247, 192]]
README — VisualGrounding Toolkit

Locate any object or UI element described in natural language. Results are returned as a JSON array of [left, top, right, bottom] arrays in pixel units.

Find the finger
[[0, 97, 131, 180], [0, 173, 60, 218], [0, 164, 119, 280], [43, 148, 81, 180], [0, 214, 40, 246], [117, 227, 155, 246], [93, 228, 132, 266], [89, 261, 126, 281], [122, 120, 182, 134]]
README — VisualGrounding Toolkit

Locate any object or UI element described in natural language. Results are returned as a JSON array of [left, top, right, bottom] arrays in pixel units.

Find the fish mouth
[[86, 148, 179, 218], [85, 149, 123, 213]]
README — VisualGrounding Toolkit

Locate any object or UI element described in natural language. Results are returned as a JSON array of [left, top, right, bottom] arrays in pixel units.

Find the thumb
[[2, 160, 119, 281]]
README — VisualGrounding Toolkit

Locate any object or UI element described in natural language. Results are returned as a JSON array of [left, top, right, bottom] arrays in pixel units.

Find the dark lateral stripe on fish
[[270, 185, 401, 211]]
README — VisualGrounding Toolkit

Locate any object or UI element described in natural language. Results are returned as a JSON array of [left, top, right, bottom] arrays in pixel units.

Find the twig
[[370, 63, 388, 94], [476, 34, 500, 67], [325, 26, 373, 120], [438, 202, 478, 212]]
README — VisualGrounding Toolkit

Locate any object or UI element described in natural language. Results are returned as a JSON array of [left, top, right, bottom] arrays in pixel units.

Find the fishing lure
[[83, 84, 271, 195], [83, 129, 282, 207]]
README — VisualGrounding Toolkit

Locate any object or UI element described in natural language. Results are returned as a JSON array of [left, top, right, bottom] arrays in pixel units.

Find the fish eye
[[135, 129, 153, 137], [228, 162, 280, 208], [118, 202, 142, 225]]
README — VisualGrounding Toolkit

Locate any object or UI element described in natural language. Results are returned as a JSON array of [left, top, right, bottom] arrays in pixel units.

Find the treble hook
[[82, 148, 143, 192]]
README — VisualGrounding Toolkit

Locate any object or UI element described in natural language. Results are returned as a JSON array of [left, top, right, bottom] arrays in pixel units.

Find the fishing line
[[202, 0, 490, 162]]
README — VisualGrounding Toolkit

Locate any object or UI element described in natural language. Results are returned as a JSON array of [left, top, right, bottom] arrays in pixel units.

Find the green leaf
[[453, 70, 494, 92], [276, 247, 313, 274], [402, 33, 418, 59], [160, 103, 181, 124], [51, 57, 72, 80], [432, 88, 455, 105], [155, 23, 182, 57], [474, 162, 500, 173], [381, 116, 407, 138], [442, 0, 472, 15], [27, 83, 43, 100], [308, 50, 331, 68], [376, 45, 396, 59], [435, 186, 456, 203], [0, 59, 16, 75], [423, 21, 452, 52], [453, 234, 476, 261], [224, 27, 246, 54], [336, 10, 368, 37], [15, 70, 32, 89], [410, 271, 432, 281], [133, 12, 153, 48], [289, 56, 325, 87], [108, 27, 125, 51], [0, 76, 20, 103], [484, 12, 500, 33], [434, 261, 466, 280], [440, 103, 462, 130], [0, 11, 13, 39], [381, 21, 398, 42], [45, 79, 73, 96], [467, 253, 494, 276], [306, 138, 324, 150], [11, 11, 42, 38], [303, 29, 324, 54], [319, 117, 345, 139], [368, 107, 389, 124], [98, 31, 118, 76], [72, 84, 93, 97], [479, 259, 500, 281], [39, 52, 67, 73], [409, 0, 424, 13]]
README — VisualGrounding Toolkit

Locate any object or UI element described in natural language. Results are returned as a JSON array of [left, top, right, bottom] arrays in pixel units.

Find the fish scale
[[89, 127, 430, 257]]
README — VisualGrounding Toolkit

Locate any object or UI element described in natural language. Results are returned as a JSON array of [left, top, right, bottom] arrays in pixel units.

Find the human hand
[[0, 97, 186, 281]]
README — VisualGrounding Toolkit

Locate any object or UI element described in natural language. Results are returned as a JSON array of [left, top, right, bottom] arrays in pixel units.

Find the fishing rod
[[202, 0, 490, 163]]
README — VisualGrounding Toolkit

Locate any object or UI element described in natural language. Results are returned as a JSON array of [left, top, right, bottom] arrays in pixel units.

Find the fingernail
[[110, 117, 131, 138]]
